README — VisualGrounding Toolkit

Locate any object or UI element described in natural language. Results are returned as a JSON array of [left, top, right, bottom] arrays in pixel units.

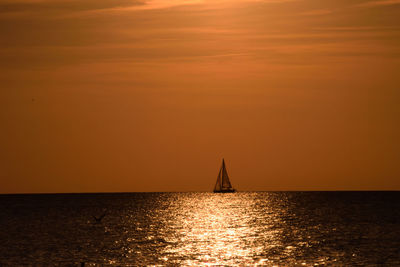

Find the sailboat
[[213, 159, 236, 193]]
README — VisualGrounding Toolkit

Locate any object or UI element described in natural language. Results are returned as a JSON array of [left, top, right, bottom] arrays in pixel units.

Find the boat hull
[[213, 189, 236, 193]]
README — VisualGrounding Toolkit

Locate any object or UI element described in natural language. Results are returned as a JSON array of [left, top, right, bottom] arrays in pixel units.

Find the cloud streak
[[356, 0, 400, 7], [0, 0, 145, 16]]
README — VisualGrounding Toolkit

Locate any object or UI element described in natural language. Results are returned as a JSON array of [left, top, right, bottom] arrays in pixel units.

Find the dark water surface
[[0, 192, 399, 266]]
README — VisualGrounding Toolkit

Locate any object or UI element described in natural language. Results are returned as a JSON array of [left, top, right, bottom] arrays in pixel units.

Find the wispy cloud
[[311, 26, 400, 32], [0, 0, 145, 15], [82, 0, 300, 13], [299, 9, 333, 16], [356, 0, 400, 8], [0, 0, 300, 15]]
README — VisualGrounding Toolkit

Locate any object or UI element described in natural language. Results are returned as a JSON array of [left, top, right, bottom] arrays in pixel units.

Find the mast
[[223, 159, 232, 189]]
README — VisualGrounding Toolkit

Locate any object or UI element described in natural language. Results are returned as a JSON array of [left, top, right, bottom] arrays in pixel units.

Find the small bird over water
[[92, 211, 107, 223]]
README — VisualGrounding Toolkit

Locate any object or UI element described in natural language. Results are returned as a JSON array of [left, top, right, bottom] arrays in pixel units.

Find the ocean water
[[0, 192, 399, 266]]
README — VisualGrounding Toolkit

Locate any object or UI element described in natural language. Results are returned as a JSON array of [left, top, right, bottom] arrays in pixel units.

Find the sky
[[1, 0, 399, 193]]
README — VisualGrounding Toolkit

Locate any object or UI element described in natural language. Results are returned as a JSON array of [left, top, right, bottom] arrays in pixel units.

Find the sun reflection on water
[[158, 193, 283, 265]]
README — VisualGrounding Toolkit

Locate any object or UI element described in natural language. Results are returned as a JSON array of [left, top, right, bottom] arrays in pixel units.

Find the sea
[[0, 192, 399, 266]]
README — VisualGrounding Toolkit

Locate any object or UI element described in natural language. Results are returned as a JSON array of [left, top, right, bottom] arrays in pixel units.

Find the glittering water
[[0, 192, 399, 266]]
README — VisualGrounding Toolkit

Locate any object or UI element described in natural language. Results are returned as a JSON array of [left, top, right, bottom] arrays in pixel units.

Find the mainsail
[[214, 159, 235, 193]]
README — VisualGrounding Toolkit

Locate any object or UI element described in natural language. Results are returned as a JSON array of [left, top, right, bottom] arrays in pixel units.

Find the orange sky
[[1, 0, 399, 193]]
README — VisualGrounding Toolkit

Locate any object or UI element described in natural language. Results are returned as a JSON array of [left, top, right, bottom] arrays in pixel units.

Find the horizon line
[[1, 190, 399, 195]]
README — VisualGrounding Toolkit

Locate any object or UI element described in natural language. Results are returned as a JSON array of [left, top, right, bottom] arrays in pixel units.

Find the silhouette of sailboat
[[214, 159, 236, 193]]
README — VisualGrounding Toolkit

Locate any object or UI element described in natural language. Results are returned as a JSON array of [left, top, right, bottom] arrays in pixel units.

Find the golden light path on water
[[163, 193, 280, 265], [119, 192, 330, 266]]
